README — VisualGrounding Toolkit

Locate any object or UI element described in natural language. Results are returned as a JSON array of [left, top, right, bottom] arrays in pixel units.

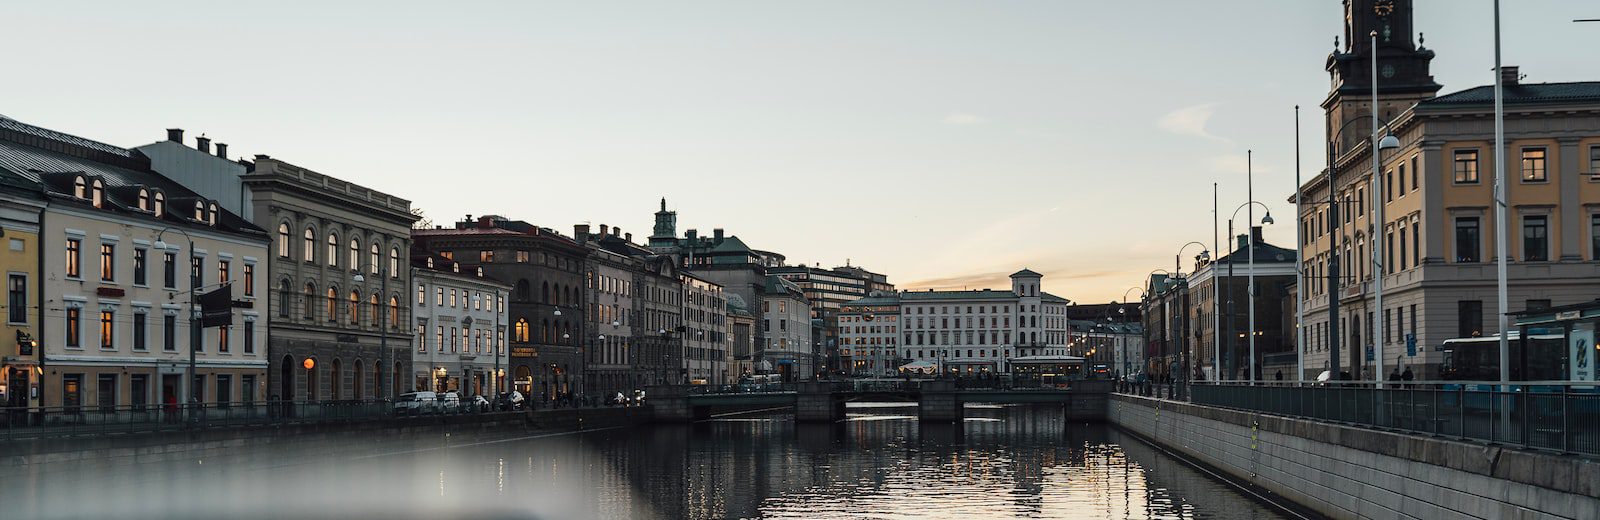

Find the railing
[[1188, 382, 1600, 456], [686, 382, 799, 395], [0, 399, 503, 442]]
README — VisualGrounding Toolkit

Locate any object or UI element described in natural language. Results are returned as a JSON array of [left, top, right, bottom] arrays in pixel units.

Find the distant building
[[762, 276, 814, 380], [682, 273, 729, 384], [409, 251, 510, 397], [837, 294, 901, 376], [1185, 227, 1297, 381], [770, 263, 893, 374]]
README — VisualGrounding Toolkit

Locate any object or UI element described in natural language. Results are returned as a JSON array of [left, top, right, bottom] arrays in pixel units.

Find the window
[[516, 250, 530, 263], [436, 287, 443, 306], [303, 227, 315, 262], [133, 310, 147, 351], [218, 260, 230, 286], [1523, 215, 1549, 262], [61, 374, 82, 412], [450, 289, 457, 308], [369, 294, 379, 327], [73, 177, 86, 198], [244, 321, 255, 354], [216, 374, 232, 407], [66, 239, 81, 278], [163, 252, 176, 289], [389, 297, 399, 326], [1410, 156, 1419, 191], [389, 248, 400, 278], [241, 375, 255, 405], [327, 287, 338, 322], [327, 233, 339, 266], [349, 290, 360, 324], [1593, 215, 1600, 260], [349, 238, 360, 269], [278, 280, 292, 317], [514, 319, 529, 342], [164, 315, 177, 351], [1455, 217, 1480, 263], [1458, 300, 1483, 338], [480, 250, 494, 263], [368, 243, 379, 275], [1397, 162, 1407, 197], [7, 274, 25, 324], [1453, 149, 1480, 184], [153, 192, 165, 217], [277, 223, 290, 257], [133, 248, 147, 285], [218, 325, 230, 353], [191, 257, 202, 289], [131, 374, 149, 409], [1385, 170, 1394, 202], [304, 283, 316, 319], [1411, 221, 1420, 269], [99, 310, 114, 349], [243, 264, 255, 297], [1398, 227, 1408, 271], [1521, 148, 1547, 182]]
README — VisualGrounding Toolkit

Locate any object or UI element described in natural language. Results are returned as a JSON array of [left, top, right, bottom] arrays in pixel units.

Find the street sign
[[1365, 345, 1374, 362], [1405, 334, 1417, 357]]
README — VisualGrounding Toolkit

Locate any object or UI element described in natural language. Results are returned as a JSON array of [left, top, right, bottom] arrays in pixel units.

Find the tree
[[410, 207, 433, 229]]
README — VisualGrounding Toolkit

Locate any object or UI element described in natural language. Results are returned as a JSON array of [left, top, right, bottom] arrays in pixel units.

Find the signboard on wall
[[1571, 324, 1595, 383]]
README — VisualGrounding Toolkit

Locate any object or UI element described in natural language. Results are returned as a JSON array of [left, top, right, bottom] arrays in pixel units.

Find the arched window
[[278, 223, 291, 257], [303, 282, 317, 320], [90, 179, 104, 207], [73, 176, 86, 198], [330, 359, 342, 400], [389, 247, 400, 278], [368, 243, 379, 275], [207, 202, 218, 225], [515, 280, 530, 302], [541, 319, 550, 343], [541, 282, 550, 304], [303, 227, 316, 262], [194, 201, 205, 221], [514, 318, 530, 342], [327, 233, 339, 267], [326, 286, 338, 322], [278, 280, 291, 318], [368, 293, 379, 327], [153, 191, 165, 217], [388, 296, 399, 327], [138, 189, 150, 211], [349, 290, 361, 325], [353, 359, 365, 400]]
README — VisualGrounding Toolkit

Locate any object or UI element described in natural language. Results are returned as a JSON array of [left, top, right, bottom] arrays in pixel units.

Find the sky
[[4, 1, 1595, 304]]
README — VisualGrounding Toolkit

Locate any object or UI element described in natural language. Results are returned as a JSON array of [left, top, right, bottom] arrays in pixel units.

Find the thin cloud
[[1157, 103, 1226, 141], [943, 112, 986, 125]]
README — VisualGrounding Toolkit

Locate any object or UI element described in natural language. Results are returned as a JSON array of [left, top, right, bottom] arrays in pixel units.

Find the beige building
[[1, 117, 270, 411], [1296, 0, 1600, 379], [682, 273, 728, 384]]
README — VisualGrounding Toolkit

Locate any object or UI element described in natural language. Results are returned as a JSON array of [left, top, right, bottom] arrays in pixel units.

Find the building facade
[[761, 276, 814, 380], [409, 252, 510, 397], [1, 168, 45, 412], [682, 272, 728, 384], [414, 216, 588, 402], [1, 118, 270, 410], [1184, 228, 1298, 381], [246, 156, 416, 401], [837, 294, 900, 376], [1295, 0, 1600, 380]]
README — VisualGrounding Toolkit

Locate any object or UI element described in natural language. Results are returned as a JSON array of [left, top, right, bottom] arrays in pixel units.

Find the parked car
[[394, 391, 438, 415], [439, 391, 461, 412], [471, 394, 490, 412]]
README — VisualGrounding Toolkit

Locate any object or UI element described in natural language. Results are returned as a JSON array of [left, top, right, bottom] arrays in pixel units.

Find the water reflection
[[1, 404, 1285, 520]]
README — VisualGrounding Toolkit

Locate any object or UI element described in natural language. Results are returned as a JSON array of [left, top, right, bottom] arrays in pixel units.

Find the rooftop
[[1419, 81, 1600, 107]]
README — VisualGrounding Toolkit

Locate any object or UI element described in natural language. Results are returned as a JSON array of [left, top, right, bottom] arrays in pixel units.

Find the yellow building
[[1, 173, 46, 412], [1295, 0, 1600, 379]]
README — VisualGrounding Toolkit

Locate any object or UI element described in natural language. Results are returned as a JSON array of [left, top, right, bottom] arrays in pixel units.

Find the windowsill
[[1453, 182, 1482, 186], [66, 276, 83, 282], [64, 346, 83, 350], [1520, 180, 1549, 184]]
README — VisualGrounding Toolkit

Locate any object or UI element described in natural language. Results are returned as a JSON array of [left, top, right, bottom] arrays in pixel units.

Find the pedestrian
[[1275, 370, 1283, 382], [1401, 367, 1414, 388]]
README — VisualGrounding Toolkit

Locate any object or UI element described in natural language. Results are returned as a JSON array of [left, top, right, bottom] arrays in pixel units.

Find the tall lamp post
[[1321, 112, 1398, 382], [1224, 201, 1273, 381], [351, 263, 390, 398], [153, 228, 199, 411], [1174, 242, 1210, 398], [1121, 286, 1144, 382]]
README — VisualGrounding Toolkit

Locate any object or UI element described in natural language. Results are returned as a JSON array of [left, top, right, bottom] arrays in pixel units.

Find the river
[[2, 403, 1289, 519]]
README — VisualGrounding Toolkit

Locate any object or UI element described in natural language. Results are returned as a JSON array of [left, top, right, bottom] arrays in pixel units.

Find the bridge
[[647, 379, 1112, 422]]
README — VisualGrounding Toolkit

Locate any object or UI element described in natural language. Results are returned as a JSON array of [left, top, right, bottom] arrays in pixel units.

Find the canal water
[[3, 403, 1289, 519]]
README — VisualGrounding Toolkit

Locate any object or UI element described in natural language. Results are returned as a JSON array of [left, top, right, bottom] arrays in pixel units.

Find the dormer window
[[90, 179, 104, 208], [476, 267, 484, 277], [193, 201, 205, 221], [152, 191, 165, 217], [73, 176, 86, 198], [452, 263, 459, 273], [426, 258, 434, 268], [208, 202, 219, 225], [138, 189, 150, 211]]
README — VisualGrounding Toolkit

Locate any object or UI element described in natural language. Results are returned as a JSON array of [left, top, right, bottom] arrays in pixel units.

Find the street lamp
[[153, 227, 200, 414], [1225, 200, 1273, 383]]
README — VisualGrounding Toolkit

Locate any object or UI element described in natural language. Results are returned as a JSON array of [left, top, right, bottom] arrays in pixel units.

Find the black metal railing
[[0, 398, 504, 442], [1188, 382, 1600, 456]]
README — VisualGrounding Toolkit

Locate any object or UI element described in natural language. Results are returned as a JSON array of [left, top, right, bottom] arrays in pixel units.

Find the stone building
[[682, 272, 728, 384], [1295, 0, 1600, 379], [414, 216, 587, 402], [1185, 227, 1297, 381], [0, 118, 270, 409], [243, 155, 417, 401], [837, 294, 901, 376]]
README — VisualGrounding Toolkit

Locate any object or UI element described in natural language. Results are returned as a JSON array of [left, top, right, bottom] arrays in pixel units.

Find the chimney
[[713, 228, 724, 241], [1500, 65, 1520, 86], [195, 135, 211, 154], [624, 232, 632, 243], [599, 224, 610, 236], [612, 226, 621, 237], [166, 128, 184, 142], [574, 224, 590, 242], [1252, 225, 1264, 244], [686, 229, 698, 242], [214, 143, 227, 159]]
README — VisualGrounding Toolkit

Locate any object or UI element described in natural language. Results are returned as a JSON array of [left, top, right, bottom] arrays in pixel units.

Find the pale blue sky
[[4, 1, 1594, 302]]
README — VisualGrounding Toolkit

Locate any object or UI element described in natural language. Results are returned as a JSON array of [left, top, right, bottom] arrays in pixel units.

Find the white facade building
[[410, 254, 510, 397], [682, 273, 728, 384]]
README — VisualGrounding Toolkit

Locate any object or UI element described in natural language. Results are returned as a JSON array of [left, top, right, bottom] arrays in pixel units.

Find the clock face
[[1382, 64, 1395, 78], [1374, 0, 1395, 17]]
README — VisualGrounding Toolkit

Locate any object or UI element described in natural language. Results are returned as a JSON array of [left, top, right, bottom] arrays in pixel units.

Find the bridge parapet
[[795, 382, 845, 422], [919, 380, 963, 423]]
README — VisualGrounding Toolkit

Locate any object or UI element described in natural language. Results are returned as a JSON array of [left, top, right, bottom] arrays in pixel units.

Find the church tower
[[1323, 0, 1441, 153], [648, 197, 678, 250]]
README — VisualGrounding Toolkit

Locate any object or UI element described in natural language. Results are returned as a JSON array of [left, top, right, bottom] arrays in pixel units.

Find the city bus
[[1439, 332, 1565, 391]]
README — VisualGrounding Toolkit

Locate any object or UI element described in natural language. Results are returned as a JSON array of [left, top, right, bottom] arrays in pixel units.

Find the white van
[[394, 391, 438, 414]]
